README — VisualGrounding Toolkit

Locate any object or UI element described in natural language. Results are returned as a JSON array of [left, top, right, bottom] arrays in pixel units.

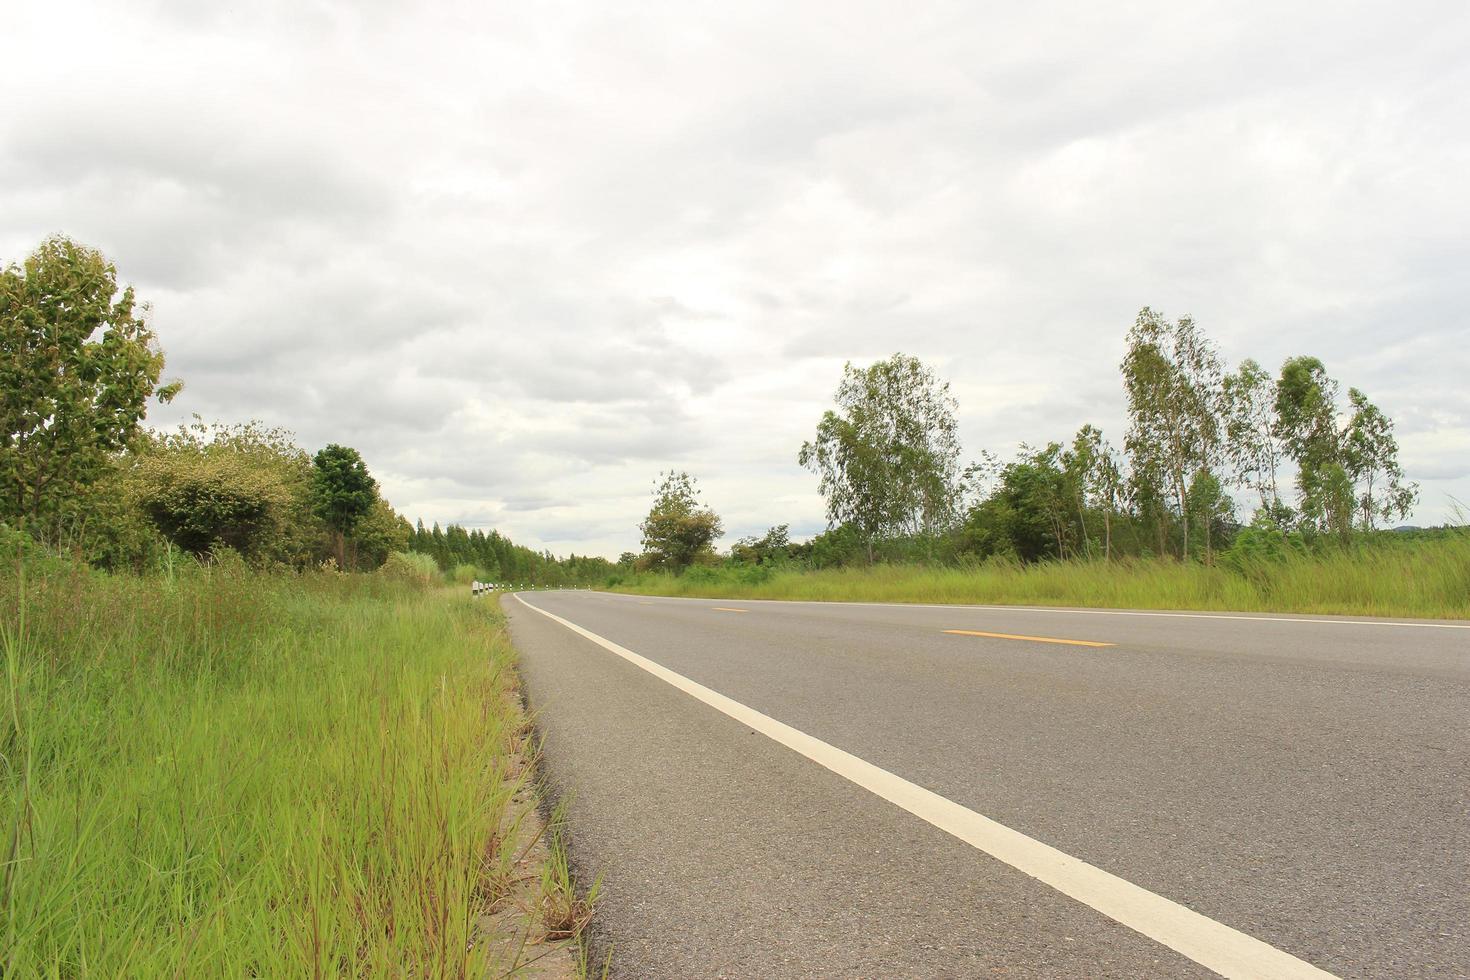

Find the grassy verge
[[609, 531, 1470, 619], [2, 557, 591, 976]]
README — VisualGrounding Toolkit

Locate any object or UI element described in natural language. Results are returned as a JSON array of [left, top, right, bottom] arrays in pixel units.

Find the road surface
[[503, 591, 1469, 978]]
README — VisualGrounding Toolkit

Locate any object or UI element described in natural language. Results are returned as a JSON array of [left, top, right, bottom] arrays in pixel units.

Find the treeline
[[969, 310, 1419, 564], [0, 236, 581, 583], [0, 236, 398, 572], [407, 521, 615, 586], [632, 308, 1427, 576], [4, 236, 1435, 585]]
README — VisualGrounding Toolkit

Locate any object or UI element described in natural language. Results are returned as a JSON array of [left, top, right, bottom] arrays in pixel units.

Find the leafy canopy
[[798, 354, 963, 556], [1120, 308, 1224, 559], [639, 470, 723, 572], [312, 444, 377, 535], [0, 236, 179, 533]]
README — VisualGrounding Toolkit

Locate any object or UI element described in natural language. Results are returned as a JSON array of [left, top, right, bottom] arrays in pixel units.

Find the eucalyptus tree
[[1272, 358, 1419, 537], [960, 445, 1069, 562], [1062, 424, 1124, 561], [799, 354, 963, 562], [1120, 308, 1226, 559], [0, 236, 180, 536], [1274, 356, 1340, 468], [1344, 388, 1417, 530], [1221, 357, 1288, 518], [1274, 356, 1353, 538]]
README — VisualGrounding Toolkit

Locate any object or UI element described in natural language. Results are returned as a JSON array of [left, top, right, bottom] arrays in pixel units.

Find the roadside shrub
[[127, 421, 326, 566], [681, 565, 722, 586], [353, 498, 412, 570], [380, 550, 438, 587], [0, 522, 40, 559], [448, 562, 480, 585], [1220, 512, 1308, 588], [0, 523, 79, 583], [733, 563, 775, 586]]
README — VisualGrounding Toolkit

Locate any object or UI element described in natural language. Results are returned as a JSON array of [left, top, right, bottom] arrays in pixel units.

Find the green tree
[[960, 444, 1072, 562], [1121, 308, 1225, 559], [352, 497, 413, 569], [731, 524, 790, 566], [1274, 356, 1353, 539], [638, 470, 723, 572], [134, 449, 293, 560], [1274, 357, 1339, 467], [0, 236, 180, 536], [1343, 388, 1418, 530], [798, 354, 963, 562], [1222, 357, 1288, 518], [312, 444, 378, 569], [1185, 468, 1234, 562], [1061, 424, 1123, 561], [806, 523, 865, 568]]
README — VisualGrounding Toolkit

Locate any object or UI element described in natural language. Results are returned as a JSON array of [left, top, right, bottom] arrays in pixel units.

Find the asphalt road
[[503, 591, 1469, 979]]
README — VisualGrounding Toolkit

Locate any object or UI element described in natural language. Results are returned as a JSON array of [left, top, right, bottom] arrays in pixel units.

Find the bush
[[380, 550, 439, 587], [448, 562, 480, 585], [1219, 512, 1308, 586], [126, 421, 325, 567], [353, 498, 412, 570]]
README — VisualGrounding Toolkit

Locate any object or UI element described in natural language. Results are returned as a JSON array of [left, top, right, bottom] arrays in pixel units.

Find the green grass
[[609, 531, 1470, 619], [1, 558, 578, 977]]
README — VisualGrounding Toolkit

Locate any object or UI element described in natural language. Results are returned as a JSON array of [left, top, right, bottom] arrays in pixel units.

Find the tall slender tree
[[1343, 388, 1417, 530], [1274, 356, 1354, 538], [1120, 308, 1225, 559], [311, 444, 377, 569], [1063, 424, 1123, 561], [1222, 357, 1288, 518]]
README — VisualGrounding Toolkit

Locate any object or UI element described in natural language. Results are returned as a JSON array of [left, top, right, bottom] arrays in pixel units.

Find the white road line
[[601, 591, 1470, 630], [515, 593, 1339, 980]]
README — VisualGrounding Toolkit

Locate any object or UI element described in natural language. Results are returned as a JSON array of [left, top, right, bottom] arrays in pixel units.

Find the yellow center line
[[638, 601, 655, 605], [712, 607, 749, 613], [943, 629, 1114, 648]]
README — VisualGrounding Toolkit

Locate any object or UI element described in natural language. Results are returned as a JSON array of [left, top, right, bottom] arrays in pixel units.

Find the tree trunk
[[1178, 484, 1189, 561]]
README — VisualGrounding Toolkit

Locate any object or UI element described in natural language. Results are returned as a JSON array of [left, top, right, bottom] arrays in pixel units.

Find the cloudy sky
[[3, 1, 1467, 557]]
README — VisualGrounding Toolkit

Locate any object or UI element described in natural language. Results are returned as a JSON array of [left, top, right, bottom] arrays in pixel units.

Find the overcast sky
[[3, 1, 1467, 557]]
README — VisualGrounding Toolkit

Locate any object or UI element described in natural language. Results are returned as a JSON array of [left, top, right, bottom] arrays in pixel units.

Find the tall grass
[[610, 531, 1470, 619], [1, 557, 559, 976]]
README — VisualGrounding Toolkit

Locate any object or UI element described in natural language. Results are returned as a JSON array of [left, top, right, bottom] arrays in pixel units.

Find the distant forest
[[405, 521, 614, 586]]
